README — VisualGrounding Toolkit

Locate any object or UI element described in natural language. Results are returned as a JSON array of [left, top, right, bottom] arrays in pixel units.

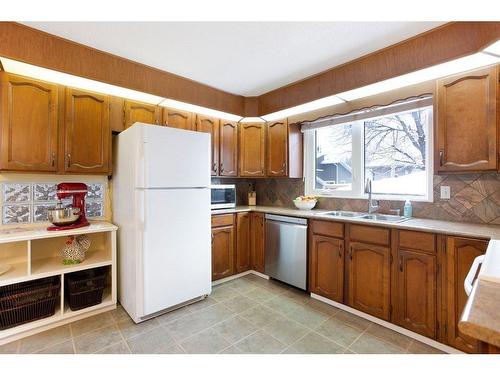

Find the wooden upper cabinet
[[162, 107, 194, 130], [63, 88, 111, 174], [239, 122, 265, 177], [347, 232, 391, 320], [309, 233, 344, 303], [267, 119, 288, 176], [196, 115, 220, 176], [235, 212, 251, 273], [0, 72, 59, 172], [250, 212, 265, 273], [436, 66, 498, 172], [445, 236, 488, 353], [393, 248, 437, 339], [211, 225, 235, 281], [124, 100, 161, 128], [219, 120, 238, 176]]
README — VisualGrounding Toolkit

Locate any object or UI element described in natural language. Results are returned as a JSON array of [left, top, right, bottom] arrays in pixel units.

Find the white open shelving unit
[[0, 222, 118, 345]]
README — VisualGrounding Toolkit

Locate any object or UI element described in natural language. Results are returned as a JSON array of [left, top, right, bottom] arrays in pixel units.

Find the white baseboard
[[311, 293, 463, 354], [249, 270, 270, 279], [211, 269, 270, 286]]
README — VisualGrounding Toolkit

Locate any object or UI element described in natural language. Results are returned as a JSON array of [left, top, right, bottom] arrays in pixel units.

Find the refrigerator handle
[[137, 189, 145, 230]]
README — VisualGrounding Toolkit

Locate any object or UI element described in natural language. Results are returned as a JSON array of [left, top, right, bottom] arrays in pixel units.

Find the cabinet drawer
[[349, 224, 390, 246], [398, 230, 436, 254], [311, 220, 344, 238], [211, 214, 234, 227]]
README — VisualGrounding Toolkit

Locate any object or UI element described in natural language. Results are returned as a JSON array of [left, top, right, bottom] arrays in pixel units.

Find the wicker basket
[[65, 267, 107, 311], [0, 277, 60, 330]]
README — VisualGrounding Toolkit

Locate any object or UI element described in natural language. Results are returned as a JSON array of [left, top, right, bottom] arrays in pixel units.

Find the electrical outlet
[[440, 186, 451, 200]]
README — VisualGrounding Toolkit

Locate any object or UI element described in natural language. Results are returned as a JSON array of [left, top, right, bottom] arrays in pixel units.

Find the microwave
[[210, 184, 236, 209]]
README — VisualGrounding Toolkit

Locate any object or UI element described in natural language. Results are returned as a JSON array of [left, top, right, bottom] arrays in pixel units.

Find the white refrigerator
[[113, 123, 211, 323]]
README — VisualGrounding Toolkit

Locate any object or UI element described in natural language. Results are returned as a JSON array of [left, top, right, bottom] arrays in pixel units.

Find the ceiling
[[23, 22, 445, 97]]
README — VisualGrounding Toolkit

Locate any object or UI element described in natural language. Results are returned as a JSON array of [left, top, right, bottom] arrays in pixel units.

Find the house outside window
[[304, 97, 433, 202]]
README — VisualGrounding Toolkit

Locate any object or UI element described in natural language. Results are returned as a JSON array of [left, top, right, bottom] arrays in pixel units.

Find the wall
[[0, 173, 111, 228], [255, 173, 500, 225]]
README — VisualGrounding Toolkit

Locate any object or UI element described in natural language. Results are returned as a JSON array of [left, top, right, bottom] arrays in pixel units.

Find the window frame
[[304, 105, 434, 202]]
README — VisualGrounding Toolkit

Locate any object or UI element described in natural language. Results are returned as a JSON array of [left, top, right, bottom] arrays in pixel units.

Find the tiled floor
[[0, 274, 444, 354]]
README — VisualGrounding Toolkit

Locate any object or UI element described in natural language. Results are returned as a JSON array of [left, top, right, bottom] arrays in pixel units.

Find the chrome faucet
[[365, 179, 379, 214]]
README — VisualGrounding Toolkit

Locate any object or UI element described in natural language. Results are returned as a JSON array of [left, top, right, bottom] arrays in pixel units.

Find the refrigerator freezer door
[[139, 125, 210, 189], [140, 188, 211, 317]]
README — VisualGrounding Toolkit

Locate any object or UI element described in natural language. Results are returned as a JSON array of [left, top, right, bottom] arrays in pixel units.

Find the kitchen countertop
[[213, 205, 500, 348]]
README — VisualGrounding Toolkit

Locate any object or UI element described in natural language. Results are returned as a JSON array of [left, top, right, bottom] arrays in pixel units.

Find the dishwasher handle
[[464, 255, 485, 296], [265, 213, 307, 226]]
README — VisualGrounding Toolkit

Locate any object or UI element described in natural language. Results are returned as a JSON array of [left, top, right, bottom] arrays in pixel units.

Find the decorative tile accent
[[3, 205, 31, 224], [3, 183, 31, 203], [33, 183, 57, 201], [33, 203, 57, 223], [87, 184, 104, 199], [1, 182, 105, 224], [86, 201, 103, 218]]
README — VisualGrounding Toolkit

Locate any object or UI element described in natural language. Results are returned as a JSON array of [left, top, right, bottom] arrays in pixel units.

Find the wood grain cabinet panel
[[266, 119, 288, 177], [196, 115, 220, 176], [162, 107, 194, 130], [235, 212, 251, 273], [0, 72, 59, 172], [347, 241, 391, 320], [250, 212, 265, 273], [445, 236, 488, 353], [211, 225, 234, 281], [124, 100, 161, 128], [436, 66, 498, 172], [393, 249, 437, 338], [239, 122, 265, 177], [219, 120, 238, 176], [309, 234, 344, 303], [63, 88, 111, 174]]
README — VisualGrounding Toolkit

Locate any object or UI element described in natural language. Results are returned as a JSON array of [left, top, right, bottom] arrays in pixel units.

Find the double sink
[[317, 210, 410, 223]]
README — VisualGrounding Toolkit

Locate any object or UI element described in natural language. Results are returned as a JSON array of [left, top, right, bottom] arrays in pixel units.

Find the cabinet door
[[162, 107, 194, 130], [64, 88, 110, 174], [267, 119, 288, 177], [219, 120, 238, 176], [394, 249, 436, 338], [124, 100, 161, 128], [446, 237, 488, 353], [436, 66, 498, 172], [235, 212, 251, 273], [250, 212, 265, 273], [348, 241, 391, 320], [309, 234, 344, 303], [196, 115, 220, 176], [211, 225, 234, 281], [239, 122, 265, 177], [0, 73, 58, 172]]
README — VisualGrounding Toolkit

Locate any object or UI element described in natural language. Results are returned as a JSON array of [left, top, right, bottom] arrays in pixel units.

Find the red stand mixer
[[47, 183, 90, 231]]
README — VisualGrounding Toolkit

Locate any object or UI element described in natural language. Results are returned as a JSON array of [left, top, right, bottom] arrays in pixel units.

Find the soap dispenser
[[403, 200, 413, 218]]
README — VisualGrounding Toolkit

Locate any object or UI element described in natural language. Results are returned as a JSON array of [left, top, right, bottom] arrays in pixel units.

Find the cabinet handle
[[67, 154, 71, 168], [349, 245, 353, 260], [338, 242, 343, 258], [51, 152, 56, 167], [211, 233, 214, 245], [399, 257, 403, 272], [212, 162, 217, 173], [220, 163, 224, 174], [439, 150, 444, 167]]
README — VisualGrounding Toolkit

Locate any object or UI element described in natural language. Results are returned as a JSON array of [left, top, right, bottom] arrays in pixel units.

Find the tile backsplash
[[254, 174, 500, 225], [1, 182, 105, 225]]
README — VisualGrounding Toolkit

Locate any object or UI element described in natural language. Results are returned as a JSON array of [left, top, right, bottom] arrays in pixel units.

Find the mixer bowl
[[48, 206, 81, 226]]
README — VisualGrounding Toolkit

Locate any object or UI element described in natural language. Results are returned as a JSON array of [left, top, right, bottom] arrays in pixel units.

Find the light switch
[[440, 186, 451, 200]]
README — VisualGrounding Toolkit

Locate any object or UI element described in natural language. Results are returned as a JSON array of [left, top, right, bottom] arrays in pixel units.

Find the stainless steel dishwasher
[[265, 214, 308, 290]]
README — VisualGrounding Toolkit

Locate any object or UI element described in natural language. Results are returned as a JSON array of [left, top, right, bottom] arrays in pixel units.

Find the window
[[305, 103, 433, 201]]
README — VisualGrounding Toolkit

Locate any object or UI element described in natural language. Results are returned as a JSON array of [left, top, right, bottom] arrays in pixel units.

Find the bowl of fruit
[[293, 196, 318, 210]]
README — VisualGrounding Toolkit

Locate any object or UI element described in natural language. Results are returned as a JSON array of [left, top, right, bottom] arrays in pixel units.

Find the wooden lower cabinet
[[250, 212, 265, 273], [211, 225, 234, 281], [445, 236, 488, 353], [235, 212, 251, 273], [347, 240, 391, 320], [393, 249, 437, 338], [309, 234, 344, 303]]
